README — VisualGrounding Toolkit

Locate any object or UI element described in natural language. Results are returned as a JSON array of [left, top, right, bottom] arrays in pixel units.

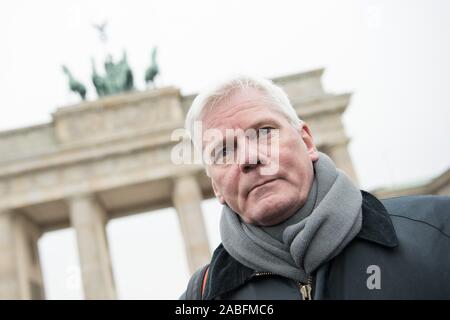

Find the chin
[[244, 193, 299, 226]]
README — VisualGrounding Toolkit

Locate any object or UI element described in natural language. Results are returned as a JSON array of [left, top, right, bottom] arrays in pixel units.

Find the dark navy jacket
[[181, 191, 450, 300]]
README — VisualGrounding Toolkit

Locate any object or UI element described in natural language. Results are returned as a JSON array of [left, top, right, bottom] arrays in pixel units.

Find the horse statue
[[145, 47, 159, 88], [62, 65, 87, 100]]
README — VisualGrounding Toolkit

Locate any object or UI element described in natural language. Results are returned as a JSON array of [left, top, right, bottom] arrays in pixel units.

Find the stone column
[[0, 209, 45, 299], [327, 140, 359, 186], [68, 194, 116, 300], [172, 175, 211, 274]]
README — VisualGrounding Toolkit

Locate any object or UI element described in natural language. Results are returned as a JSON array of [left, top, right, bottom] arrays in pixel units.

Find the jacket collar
[[356, 190, 398, 247], [204, 190, 398, 300]]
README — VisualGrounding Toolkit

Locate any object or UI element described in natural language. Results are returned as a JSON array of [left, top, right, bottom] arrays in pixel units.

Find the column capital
[[67, 192, 98, 203], [68, 193, 108, 226], [173, 175, 205, 206]]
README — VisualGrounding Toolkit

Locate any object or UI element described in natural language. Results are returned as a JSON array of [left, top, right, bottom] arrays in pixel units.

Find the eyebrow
[[203, 118, 280, 155], [248, 118, 280, 130]]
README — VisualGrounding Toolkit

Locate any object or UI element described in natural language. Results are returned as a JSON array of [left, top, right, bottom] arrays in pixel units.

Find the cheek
[[278, 138, 303, 167], [223, 169, 240, 198], [278, 140, 313, 182], [213, 168, 240, 199]]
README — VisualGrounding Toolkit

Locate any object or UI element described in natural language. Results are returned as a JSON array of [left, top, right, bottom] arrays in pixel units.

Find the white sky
[[1, 0, 449, 299]]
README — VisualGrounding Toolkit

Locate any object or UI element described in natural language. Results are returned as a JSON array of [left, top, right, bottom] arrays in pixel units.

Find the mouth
[[248, 178, 278, 196]]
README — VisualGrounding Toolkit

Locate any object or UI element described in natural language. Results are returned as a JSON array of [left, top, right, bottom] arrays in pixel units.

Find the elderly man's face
[[202, 88, 319, 226]]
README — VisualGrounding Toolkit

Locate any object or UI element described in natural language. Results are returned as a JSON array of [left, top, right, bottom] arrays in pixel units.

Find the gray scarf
[[220, 152, 362, 283]]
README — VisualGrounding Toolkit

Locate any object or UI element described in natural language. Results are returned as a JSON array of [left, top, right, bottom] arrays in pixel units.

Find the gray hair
[[185, 75, 302, 153]]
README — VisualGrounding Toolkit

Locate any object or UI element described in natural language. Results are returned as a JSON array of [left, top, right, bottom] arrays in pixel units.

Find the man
[[180, 76, 450, 300]]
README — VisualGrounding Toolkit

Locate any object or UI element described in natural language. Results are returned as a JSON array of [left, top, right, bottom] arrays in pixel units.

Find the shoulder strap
[[185, 264, 210, 300]]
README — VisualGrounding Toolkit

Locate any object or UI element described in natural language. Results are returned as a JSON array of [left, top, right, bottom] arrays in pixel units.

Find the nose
[[240, 159, 262, 173], [239, 139, 264, 173]]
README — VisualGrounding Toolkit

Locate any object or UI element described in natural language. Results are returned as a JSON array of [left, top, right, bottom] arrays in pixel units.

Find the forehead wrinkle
[[203, 99, 273, 132]]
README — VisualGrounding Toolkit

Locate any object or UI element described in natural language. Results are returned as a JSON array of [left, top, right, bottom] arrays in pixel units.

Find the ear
[[299, 122, 319, 162], [211, 179, 225, 204]]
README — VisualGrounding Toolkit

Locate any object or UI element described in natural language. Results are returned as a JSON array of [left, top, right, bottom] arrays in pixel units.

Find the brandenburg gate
[[0, 69, 358, 299]]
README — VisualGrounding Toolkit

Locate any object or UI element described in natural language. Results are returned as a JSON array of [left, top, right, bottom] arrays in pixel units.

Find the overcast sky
[[1, 0, 449, 299]]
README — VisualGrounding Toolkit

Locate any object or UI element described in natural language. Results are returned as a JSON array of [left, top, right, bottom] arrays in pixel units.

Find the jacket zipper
[[298, 275, 313, 300], [254, 272, 313, 300]]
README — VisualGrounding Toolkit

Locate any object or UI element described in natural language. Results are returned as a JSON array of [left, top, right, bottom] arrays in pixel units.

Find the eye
[[212, 146, 233, 164], [259, 127, 273, 137], [221, 147, 230, 157]]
